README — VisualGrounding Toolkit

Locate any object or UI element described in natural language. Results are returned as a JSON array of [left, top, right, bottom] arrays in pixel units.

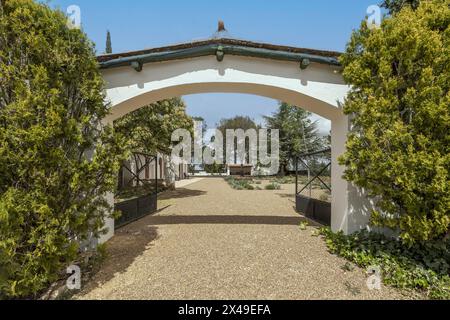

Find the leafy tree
[[381, 0, 420, 14], [217, 116, 259, 165], [0, 0, 126, 298], [340, 0, 450, 244], [217, 115, 259, 133], [105, 30, 112, 54], [192, 116, 207, 135], [264, 103, 325, 175], [114, 98, 193, 187]]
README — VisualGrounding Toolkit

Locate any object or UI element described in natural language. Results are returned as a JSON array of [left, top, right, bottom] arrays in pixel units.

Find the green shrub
[[265, 183, 281, 190], [319, 228, 450, 299], [225, 177, 256, 190], [0, 0, 126, 298], [299, 221, 309, 230], [339, 0, 450, 244], [274, 176, 296, 184]]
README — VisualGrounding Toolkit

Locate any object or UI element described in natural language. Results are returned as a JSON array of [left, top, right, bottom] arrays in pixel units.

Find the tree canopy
[[381, 0, 420, 14], [264, 103, 326, 175], [340, 0, 449, 244], [216, 115, 259, 133], [216, 116, 259, 165], [114, 97, 193, 156], [114, 98, 193, 189]]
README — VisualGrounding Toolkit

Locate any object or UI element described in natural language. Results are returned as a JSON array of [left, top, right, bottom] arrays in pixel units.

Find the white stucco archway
[[98, 39, 372, 243]]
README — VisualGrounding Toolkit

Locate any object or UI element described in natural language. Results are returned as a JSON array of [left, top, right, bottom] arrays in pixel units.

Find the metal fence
[[295, 148, 331, 226]]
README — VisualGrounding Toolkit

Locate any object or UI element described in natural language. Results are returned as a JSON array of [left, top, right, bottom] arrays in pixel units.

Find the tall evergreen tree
[[340, 0, 449, 243], [105, 30, 112, 54], [264, 103, 325, 175]]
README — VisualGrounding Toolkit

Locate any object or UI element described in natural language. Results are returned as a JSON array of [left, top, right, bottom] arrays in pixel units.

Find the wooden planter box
[[114, 193, 157, 229], [296, 194, 331, 226]]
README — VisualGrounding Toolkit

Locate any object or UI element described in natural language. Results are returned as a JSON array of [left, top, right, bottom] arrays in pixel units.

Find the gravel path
[[76, 178, 407, 300]]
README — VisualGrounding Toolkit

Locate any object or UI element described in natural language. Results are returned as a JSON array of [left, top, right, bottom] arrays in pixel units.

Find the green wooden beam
[[99, 43, 340, 71]]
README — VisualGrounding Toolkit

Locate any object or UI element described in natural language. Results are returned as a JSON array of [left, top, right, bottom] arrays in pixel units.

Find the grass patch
[[319, 228, 450, 300]]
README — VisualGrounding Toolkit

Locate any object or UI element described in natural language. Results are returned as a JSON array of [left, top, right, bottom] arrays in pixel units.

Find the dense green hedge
[[0, 0, 127, 298]]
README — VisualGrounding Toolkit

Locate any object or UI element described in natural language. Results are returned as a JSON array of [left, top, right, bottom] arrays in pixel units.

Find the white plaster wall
[[101, 55, 348, 122]]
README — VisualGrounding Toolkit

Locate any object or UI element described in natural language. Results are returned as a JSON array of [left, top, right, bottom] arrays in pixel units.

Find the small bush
[[319, 228, 450, 299], [299, 221, 309, 230], [225, 177, 256, 190], [265, 183, 281, 190]]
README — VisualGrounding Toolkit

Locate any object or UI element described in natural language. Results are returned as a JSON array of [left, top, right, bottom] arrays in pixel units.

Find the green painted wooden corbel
[[300, 58, 310, 70], [216, 46, 225, 62], [131, 61, 143, 72]]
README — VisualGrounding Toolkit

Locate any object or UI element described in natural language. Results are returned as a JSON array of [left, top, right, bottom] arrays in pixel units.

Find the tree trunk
[[163, 154, 176, 190], [280, 163, 286, 177]]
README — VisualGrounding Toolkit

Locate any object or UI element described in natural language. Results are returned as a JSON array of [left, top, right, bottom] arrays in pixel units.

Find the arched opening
[[99, 48, 372, 244]]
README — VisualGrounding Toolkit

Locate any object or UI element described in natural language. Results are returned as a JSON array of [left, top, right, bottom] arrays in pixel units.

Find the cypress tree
[[105, 30, 112, 54]]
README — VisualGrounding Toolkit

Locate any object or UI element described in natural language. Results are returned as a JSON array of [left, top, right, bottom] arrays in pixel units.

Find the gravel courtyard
[[76, 178, 406, 300]]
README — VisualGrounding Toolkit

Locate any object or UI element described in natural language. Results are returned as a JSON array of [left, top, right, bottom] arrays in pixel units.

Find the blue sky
[[47, 0, 384, 132]]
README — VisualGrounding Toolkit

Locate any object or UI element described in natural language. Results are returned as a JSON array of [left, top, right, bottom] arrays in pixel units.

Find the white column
[[331, 115, 349, 234], [331, 115, 371, 234]]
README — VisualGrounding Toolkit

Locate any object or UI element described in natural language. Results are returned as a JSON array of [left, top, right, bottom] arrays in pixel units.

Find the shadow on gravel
[[276, 193, 296, 198], [145, 215, 309, 226], [78, 224, 159, 296], [159, 188, 207, 200]]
